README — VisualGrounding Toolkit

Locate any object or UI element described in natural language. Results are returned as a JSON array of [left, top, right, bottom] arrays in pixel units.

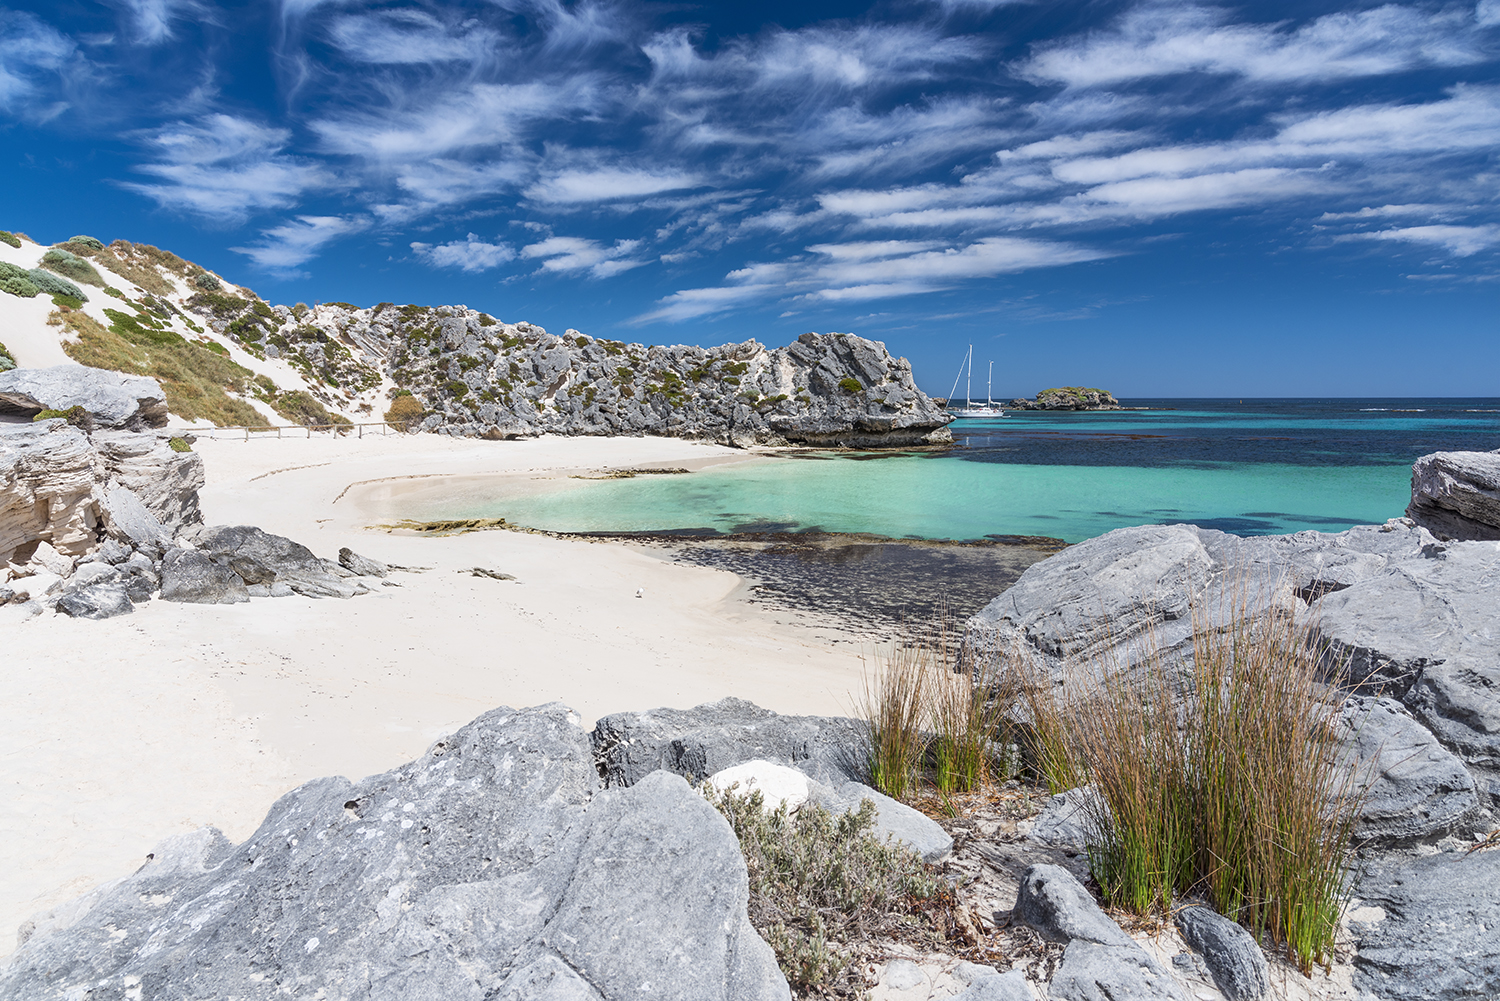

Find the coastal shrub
[[52, 294, 84, 310], [0, 262, 40, 297], [168, 436, 192, 452], [193, 272, 222, 291], [1016, 587, 1366, 971], [65, 235, 105, 250], [857, 632, 929, 801], [838, 377, 862, 394], [56, 309, 264, 426], [270, 389, 349, 428], [705, 784, 942, 997], [27, 268, 87, 302], [385, 393, 425, 429], [33, 405, 91, 427], [40, 248, 105, 287], [0, 340, 15, 370], [0, 230, 20, 248], [477, 313, 496, 326], [102, 285, 125, 299]]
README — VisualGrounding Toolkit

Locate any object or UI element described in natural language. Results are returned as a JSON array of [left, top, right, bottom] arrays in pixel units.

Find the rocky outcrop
[[960, 515, 1500, 808], [187, 290, 954, 446], [0, 364, 169, 429], [0, 703, 790, 1001], [1174, 906, 1270, 1001], [1407, 450, 1500, 541], [0, 418, 200, 564], [1007, 387, 1120, 411]]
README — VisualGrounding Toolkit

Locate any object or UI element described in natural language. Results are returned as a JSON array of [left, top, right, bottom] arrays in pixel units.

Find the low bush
[[0, 230, 20, 248], [705, 785, 942, 998], [838, 377, 863, 394], [1015, 587, 1366, 972], [65, 235, 105, 250], [168, 436, 192, 452], [33, 405, 91, 428], [0, 340, 15, 371], [0, 261, 40, 297], [268, 389, 349, 428], [51, 294, 84, 310], [192, 272, 222, 291], [40, 248, 104, 287], [27, 268, 87, 302], [56, 309, 263, 426]]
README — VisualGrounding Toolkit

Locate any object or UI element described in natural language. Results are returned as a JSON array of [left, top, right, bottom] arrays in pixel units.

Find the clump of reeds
[[1014, 582, 1365, 972], [857, 607, 1014, 801]]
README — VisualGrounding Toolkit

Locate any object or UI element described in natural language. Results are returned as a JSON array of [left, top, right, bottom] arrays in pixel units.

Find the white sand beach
[[1, 432, 869, 955]]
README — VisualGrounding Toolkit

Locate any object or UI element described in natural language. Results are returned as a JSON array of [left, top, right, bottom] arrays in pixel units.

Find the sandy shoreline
[[1, 433, 871, 955]]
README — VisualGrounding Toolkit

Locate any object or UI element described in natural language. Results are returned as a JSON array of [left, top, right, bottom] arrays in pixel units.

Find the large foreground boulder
[[182, 525, 365, 599], [961, 519, 1500, 810], [0, 364, 168, 429], [1349, 849, 1500, 1001], [1407, 450, 1500, 541], [0, 703, 789, 1001]]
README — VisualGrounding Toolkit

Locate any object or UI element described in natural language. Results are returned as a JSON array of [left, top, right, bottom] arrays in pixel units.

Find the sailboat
[[945, 345, 1005, 419]]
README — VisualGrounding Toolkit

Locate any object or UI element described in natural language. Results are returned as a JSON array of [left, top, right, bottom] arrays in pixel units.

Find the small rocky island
[[1008, 387, 1119, 410]]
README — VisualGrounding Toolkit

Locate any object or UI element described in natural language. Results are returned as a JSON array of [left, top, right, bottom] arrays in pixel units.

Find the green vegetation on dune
[[40, 248, 105, 287], [0, 262, 40, 298], [55, 309, 264, 427], [0, 340, 17, 371], [0, 231, 21, 248]]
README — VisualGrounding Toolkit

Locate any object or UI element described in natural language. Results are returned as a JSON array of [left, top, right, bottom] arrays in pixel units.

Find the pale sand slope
[[1, 433, 869, 956]]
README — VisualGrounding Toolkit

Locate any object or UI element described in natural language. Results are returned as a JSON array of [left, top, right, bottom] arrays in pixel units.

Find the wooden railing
[[186, 421, 418, 440]]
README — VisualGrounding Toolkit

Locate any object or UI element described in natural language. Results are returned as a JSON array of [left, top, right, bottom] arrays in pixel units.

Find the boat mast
[[987, 361, 993, 408], [965, 345, 972, 409]]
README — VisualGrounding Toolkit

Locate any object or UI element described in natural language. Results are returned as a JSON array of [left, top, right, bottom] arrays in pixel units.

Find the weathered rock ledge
[[1006, 387, 1120, 411]]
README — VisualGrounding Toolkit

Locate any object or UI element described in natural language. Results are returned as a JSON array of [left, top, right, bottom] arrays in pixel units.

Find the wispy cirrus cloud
[[1022, 2, 1491, 88], [231, 214, 368, 272], [325, 9, 504, 65], [0, 10, 75, 114], [122, 114, 331, 222], [106, 0, 209, 45], [1352, 224, 1500, 257]]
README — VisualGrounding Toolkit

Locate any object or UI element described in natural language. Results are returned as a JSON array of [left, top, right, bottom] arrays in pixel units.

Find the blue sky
[[2, 0, 1497, 397]]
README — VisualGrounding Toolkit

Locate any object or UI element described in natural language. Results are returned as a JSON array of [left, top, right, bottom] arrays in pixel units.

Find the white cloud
[[108, 0, 207, 45], [1355, 224, 1500, 256], [122, 114, 330, 222], [525, 167, 703, 204], [326, 10, 503, 65], [520, 236, 648, 278], [312, 80, 597, 159], [1023, 3, 1488, 88], [0, 12, 74, 110], [411, 234, 517, 272], [1480, 0, 1500, 27], [632, 283, 779, 323], [230, 215, 368, 272]]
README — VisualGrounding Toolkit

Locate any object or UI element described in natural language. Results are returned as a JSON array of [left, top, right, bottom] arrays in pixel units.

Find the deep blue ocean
[[427, 399, 1500, 543]]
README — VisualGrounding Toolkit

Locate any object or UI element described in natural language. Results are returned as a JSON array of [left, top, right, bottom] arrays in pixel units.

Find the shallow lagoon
[[430, 399, 1500, 543]]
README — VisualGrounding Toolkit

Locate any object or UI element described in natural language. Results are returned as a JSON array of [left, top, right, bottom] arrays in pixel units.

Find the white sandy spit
[[1, 432, 869, 956]]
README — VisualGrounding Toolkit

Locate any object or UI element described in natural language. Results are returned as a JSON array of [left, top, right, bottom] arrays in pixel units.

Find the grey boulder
[[590, 696, 867, 788], [1029, 786, 1104, 852], [951, 969, 1034, 1000], [339, 546, 388, 577], [0, 365, 168, 429], [1173, 906, 1269, 1001], [55, 583, 134, 619], [1335, 696, 1480, 846], [1349, 848, 1500, 1001], [159, 547, 249, 604], [1407, 450, 1500, 541], [0, 703, 789, 1001], [190, 524, 362, 598], [1016, 865, 1190, 1001]]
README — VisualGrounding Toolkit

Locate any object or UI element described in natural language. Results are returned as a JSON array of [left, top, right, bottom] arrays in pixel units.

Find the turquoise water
[[438, 399, 1500, 543]]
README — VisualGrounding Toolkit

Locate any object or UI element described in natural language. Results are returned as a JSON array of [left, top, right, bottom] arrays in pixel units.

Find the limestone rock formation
[[1016, 864, 1190, 1001], [1007, 387, 1120, 411], [962, 518, 1500, 816], [0, 364, 169, 429], [590, 698, 952, 861], [1174, 906, 1270, 1001], [0, 703, 790, 1001], [185, 290, 954, 446], [1407, 449, 1500, 541], [0, 418, 200, 564], [1349, 849, 1500, 1001]]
